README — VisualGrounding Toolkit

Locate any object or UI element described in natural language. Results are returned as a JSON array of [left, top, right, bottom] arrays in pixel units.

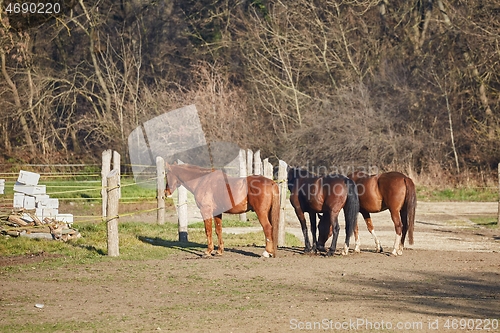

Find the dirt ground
[[1, 202, 499, 332]]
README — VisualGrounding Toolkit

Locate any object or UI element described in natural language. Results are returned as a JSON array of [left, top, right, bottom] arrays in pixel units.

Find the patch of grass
[[0, 219, 302, 267], [0, 321, 102, 333], [417, 186, 497, 202], [469, 216, 499, 229]]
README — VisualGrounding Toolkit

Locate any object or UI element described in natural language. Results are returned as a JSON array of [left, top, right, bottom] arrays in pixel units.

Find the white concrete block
[[35, 194, 50, 207], [14, 183, 46, 195], [17, 170, 40, 186], [46, 198, 59, 209], [24, 196, 36, 210], [42, 208, 59, 218], [56, 214, 73, 224], [35, 207, 43, 220], [13, 193, 25, 208]]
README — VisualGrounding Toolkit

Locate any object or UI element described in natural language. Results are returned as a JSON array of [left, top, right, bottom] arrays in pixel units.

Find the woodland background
[[0, 0, 499, 184]]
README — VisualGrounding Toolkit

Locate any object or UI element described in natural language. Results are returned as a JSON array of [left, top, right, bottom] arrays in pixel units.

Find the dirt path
[[1, 202, 499, 333]]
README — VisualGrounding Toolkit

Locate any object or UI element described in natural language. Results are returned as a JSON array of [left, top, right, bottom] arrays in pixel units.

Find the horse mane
[[168, 163, 217, 184], [175, 163, 216, 173]]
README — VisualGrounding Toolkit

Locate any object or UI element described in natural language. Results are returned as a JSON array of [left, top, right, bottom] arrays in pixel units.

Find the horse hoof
[[262, 250, 272, 258], [326, 250, 335, 257], [316, 245, 326, 253]]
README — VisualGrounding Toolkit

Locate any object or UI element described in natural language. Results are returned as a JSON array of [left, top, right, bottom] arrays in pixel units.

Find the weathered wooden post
[[239, 149, 247, 222], [277, 160, 288, 247], [156, 156, 165, 225], [106, 169, 120, 257], [113, 150, 121, 198], [254, 150, 262, 176], [176, 161, 188, 242], [178, 184, 188, 242], [247, 149, 253, 175], [101, 149, 112, 219], [263, 158, 273, 179]]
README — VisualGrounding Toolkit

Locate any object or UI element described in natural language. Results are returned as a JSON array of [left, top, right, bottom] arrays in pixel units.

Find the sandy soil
[[1, 202, 499, 332]]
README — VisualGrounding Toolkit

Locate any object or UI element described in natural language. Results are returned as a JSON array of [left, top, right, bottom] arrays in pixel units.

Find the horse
[[287, 167, 359, 256], [348, 171, 416, 256], [165, 162, 280, 258]]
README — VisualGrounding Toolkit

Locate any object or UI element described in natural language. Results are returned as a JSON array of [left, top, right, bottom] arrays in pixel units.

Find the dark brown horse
[[287, 167, 359, 256], [349, 171, 416, 256], [165, 162, 280, 257]]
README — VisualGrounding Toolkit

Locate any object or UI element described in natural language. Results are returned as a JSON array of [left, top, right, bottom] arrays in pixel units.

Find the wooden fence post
[[178, 184, 188, 242], [498, 163, 500, 227], [113, 150, 121, 198], [156, 156, 165, 225], [254, 150, 262, 176], [239, 149, 247, 222], [278, 160, 288, 247], [263, 158, 273, 179], [106, 169, 120, 257], [247, 149, 253, 175], [176, 161, 188, 242], [101, 149, 112, 219]]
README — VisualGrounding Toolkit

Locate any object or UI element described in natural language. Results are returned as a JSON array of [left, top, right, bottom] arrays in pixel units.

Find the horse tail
[[343, 178, 359, 240], [271, 183, 281, 257], [404, 177, 416, 245]]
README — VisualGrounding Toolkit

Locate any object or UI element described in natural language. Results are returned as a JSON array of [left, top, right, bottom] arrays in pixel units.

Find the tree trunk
[[0, 51, 36, 154], [436, 0, 493, 132]]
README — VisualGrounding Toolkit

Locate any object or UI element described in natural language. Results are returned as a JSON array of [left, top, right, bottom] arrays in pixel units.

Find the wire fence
[[0, 164, 164, 224]]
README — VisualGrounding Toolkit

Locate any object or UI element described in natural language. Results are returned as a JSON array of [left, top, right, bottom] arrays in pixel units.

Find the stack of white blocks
[[13, 170, 73, 225]]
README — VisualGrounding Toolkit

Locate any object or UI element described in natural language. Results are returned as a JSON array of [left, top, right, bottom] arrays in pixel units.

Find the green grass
[[0, 218, 303, 268], [469, 216, 499, 229], [416, 185, 497, 202]]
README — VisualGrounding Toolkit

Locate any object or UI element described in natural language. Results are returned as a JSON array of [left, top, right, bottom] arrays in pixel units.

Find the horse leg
[[310, 213, 318, 252], [400, 207, 408, 246], [326, 212, 340, 257], [214, 214, 224, 256], [353, 220, 361, 253], [255, 209, 274, 258], [200, 207, 215, 256], [361, 211, 383, 253], [390, 209, 404, 256], [342, 211, 352, 255], [316, 213, 328, 253], [202, 216, 215, 257], [294, 208, 312, 253]]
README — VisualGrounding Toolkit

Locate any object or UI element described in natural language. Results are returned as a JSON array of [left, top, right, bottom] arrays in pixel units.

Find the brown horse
[[348, 171, 416, 256], [287, 167, 359, 256], [165, 162, 280, 257]]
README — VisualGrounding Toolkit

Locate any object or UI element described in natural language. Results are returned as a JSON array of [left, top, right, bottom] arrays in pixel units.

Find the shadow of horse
[[138, 236, 206, 257], [138, 236, 267, 258], [69, 243, 106, 256]]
